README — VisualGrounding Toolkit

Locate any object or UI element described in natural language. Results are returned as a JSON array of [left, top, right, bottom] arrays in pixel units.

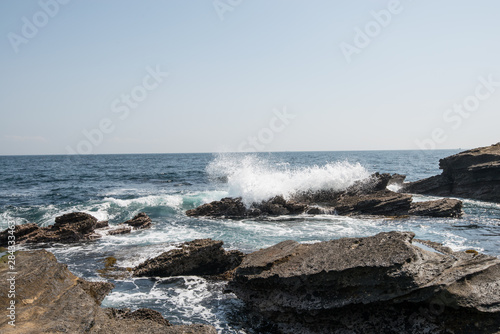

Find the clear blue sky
[[1, 0, 499, 155]]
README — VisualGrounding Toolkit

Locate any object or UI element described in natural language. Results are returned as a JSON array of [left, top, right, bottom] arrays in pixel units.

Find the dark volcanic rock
[[404, 143, 500, 203], [228, 232, 500, 334], [186, 173, 463, 219], [134, 239, 244, 278], [0, 250, 216, 334], [120, 212, 152, 229], [0, 212, 102, 246]]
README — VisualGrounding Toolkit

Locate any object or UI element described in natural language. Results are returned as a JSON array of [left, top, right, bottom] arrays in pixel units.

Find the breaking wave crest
[[207, 154, 371, 205]]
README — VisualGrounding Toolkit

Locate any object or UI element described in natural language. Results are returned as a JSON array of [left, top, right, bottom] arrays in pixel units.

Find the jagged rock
[[0, 212, 101, 246], [186, 197, 247, 218], [0, 250, 216, 334], [106, 308, 170, 326], [404, 143, 500, 203], [186, 173, 463, 219], [228, 231, 500, 334], [409, 198, 463, 218], [95, 220, 109, 229], [107, 227, 132, 235], [134, 239, 244, 278], [120, 212, 152, 229], [0, 212, 154, 247], [333, 190, 413, 216]]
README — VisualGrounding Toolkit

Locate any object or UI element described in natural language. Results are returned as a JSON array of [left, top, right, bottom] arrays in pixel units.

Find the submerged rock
[[134, 239, 244, 278], [403, 143, 500, 203], [228, 231, 500, 333], [0, 250, 216, 333], [186, 173, 463, 219]]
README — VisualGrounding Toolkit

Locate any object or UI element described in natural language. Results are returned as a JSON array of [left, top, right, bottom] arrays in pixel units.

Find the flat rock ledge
[[186, 173, 463, 219], [0, 250, 216, 334], [403, 143, 500, 203], [134, 239, 244, 278], [228, 231, 500, 334], [0, 212, 153, 246]]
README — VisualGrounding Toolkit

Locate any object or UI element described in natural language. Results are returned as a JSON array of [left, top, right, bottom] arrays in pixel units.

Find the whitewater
[[1, 150, 499, 333]]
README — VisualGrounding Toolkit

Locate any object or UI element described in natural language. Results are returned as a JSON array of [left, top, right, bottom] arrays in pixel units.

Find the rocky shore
[[228, 232, 500, 333], [403, 143, 500, 203], [0, 250, 216, 333], [133, 238, 244, 278], [0, 212, 153, 247], [3, 232, 499, 334], [2, 143, 499, 333], [187, 173, 463, 219]]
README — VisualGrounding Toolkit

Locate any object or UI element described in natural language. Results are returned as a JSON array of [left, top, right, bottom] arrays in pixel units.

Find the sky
[[1, 0, 499, 155]]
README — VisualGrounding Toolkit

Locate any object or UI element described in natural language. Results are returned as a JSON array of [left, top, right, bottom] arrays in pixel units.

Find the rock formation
[[186, 173, 463, 219], [0, 212, 154, 246], [0, 250, 216, 334], [120, 212, 152, 229], [403, 143, 500, 203], [134, 239, 244, 278], [228, 231, 500, 333], [0, 212, 102, 246]]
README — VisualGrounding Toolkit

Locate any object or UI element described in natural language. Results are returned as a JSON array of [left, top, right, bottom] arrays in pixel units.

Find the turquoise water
[[1, 150, 499, 332]]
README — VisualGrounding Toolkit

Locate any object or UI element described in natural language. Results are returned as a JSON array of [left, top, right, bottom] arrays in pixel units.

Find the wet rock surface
[[228, 231, 500, 333], [186, 173, 463, 219], [134, 238, 244, 278], [0, 212, 153, 246], [120, 212, 152, 229], [0, 250, 217, 334], [0, 212, 102, 246], [404, 143, 500, 203]]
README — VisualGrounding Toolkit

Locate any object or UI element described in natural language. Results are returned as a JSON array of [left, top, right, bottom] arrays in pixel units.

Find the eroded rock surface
[[228, 232, 500, 333], [0, 212, 154, 246], [404, 143, 500, 203], [134, 239, 244, 278], [0, 250, 216, 334], [120, 212, 152, 229], [0, 212, 103, 246]]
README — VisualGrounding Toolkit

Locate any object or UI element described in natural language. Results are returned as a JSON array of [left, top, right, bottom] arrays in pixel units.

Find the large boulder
[[228, 231, 500, 333], [404, 143, 500, 202], [0, 250, 217, 334], [134, 239, 244, 278], [186, 173, 463, 219]]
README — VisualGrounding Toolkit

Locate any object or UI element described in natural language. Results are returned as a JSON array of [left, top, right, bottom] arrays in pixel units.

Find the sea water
[[1, 150, 499, 333]]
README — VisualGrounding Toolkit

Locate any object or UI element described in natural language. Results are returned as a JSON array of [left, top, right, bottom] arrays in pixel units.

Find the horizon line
[[0, 147, 467, 157]]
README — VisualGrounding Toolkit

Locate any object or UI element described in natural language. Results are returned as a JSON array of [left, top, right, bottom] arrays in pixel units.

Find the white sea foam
[[207, 154, 371, 205], [104, 194, 183, 209]]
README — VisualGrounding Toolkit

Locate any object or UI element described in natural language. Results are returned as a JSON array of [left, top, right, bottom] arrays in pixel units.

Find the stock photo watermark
[[415, 74, 499, 151], [237, 106, 295, 152], [65, 65, 168, 156], [213, 0, 243, 21], [7, 0, 71, 54], [339, 0, 411, 63], [5, 221, 17, 326]]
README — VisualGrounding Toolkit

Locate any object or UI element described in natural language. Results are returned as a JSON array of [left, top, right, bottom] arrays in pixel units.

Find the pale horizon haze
[[1, 0, 499, 155]]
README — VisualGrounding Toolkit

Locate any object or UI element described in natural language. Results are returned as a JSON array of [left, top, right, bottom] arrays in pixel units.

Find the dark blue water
[[1, 150, 499, 333]]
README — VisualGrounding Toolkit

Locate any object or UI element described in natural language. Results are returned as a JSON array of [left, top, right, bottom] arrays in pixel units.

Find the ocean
[[1, 150, 499, 333]]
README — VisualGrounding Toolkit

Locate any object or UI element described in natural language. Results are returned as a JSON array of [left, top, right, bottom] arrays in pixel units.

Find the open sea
[[1, 150, 499, 333]]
